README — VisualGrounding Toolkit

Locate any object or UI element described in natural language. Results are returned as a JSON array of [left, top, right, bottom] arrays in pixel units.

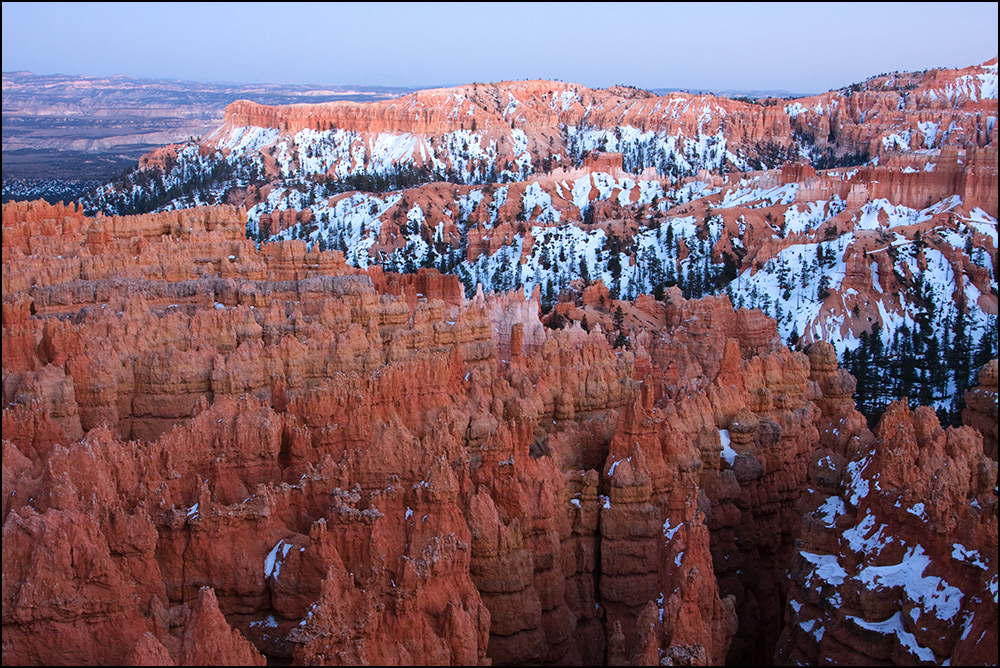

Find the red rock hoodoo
[[0, 201, 802, 664], [4, 58, 998, 668]]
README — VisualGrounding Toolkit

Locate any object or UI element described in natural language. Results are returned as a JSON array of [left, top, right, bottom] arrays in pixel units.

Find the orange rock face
[[3, 199, 997, 666], [78, 64, 996, 427], [964, 359, 999, 459], [209, 61, 998, 178], [775, 394, 998, 665]]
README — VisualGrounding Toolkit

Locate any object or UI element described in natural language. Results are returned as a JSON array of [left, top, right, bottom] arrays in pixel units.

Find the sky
[[2, 2, 998, 94]]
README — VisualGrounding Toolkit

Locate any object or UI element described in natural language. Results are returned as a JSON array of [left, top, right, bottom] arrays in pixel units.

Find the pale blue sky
[[2, 2, 997, 93]]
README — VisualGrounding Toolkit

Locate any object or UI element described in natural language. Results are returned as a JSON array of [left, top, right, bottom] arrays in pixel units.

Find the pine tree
[[543, 279, 556, 313], [608, 251, 622, 282], [851, 332, 873, 419], [817, 275, 831, 301], [614, 331, 629, 349], [869, 323, 887, 416], [974, 315, 998, 370], [947, 305, 971, 397]]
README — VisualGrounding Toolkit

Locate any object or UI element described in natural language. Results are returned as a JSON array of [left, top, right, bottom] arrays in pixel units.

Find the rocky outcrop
[[775, 399, 998, 665], [0, 199, 830, 665], [212, 60, 998, 178], [4, 198, 994, 666], [964, 359, 998, 459], [1, 505, 158, 666], [7, 56, 999, 668], [75, 60, 996, 419], [178, 588, 267, 666], [635, 291, 822, 664]]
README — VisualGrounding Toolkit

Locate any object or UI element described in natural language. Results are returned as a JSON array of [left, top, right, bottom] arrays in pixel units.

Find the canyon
[[2, 57, 998, 666], [2, 198, 996, 665], [80, 58, 999, 427]]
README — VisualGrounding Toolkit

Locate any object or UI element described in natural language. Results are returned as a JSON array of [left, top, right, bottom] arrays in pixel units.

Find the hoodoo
[[3, 53, 998, 666]]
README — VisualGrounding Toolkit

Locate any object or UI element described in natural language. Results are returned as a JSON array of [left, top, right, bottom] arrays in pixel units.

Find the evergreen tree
[[851, 331, 874, 419], [974, 315, 998, 370], [817, 275, 831, 301], [543, 278, 556, 313], [608, 251, 622, 282], [945, 306, 971, 391], [787, 328, 800, 350], [614, 331, 629, 349]]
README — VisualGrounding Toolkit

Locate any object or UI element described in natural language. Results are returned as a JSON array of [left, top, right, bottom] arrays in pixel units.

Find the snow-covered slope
[[76, 62, 999, 424], [80, 59, 998, 218]]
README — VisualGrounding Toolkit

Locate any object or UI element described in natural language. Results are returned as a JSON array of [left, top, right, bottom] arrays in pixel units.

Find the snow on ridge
[[218, 123, 519, 186], [560, 123, 733, 176], [522, 181, 560, 223], [559, 90, 580, 112], [719, 183, 798, 208], [843, 453, 874, 508], [734, 233, 852, 351], [965, 207, 998, 248], [881, 130, 913, 151], [785, 101, 806, 119], [905, 502, 927, 521], [954, 66, 998, 101], [571, 176, 593, 212], [663, 518, 683, 541], [845, 611, 936, 662], [917, 120, 939, 148], [783, 197, 841, 235], [814, 495, 846, 528], [719, 429, 736, 466], [607, 455, 632, 477], [853, 198, 931, 231], [250, 614, 279, 630], [262, 190, 401, 267], [264, 539, 294, 579], [795, 488, 971, 662], [218, 125, 280, 154], [950, 543, 987, 570], [857, 544, 964, 622], [800, 551, 848, 586]]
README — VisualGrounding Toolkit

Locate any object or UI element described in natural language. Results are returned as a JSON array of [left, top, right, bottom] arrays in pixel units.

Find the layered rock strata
[[964, 359, 999, 459], [208, 59, 998, 180], [0, 202, 730, 664], [4, 200, 997, 666], [774, 347, 998, 665]]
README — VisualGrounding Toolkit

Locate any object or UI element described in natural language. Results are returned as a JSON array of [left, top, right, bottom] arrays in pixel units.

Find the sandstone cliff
[[0, 201, 815, 665], [774, 347, 998, 665], [4, 198, 997, 666]]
